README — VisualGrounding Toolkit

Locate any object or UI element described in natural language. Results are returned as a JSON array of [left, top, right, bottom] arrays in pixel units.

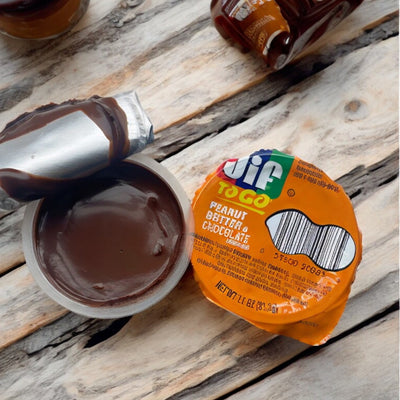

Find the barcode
[[266, 210, 355, 271]]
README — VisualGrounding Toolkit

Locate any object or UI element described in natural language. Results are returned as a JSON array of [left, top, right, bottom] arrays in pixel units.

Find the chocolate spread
[[33, 161, 184, 307]]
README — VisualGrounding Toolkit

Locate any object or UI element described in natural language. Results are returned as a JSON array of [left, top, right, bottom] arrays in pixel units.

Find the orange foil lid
[[191, 149, 362, 345]]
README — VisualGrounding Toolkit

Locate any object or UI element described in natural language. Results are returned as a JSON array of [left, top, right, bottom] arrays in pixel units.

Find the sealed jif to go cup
[[191, 149, 362, 345]]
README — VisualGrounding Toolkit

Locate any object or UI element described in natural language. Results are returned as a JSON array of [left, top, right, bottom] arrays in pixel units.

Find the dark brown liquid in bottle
[[211, 0, 364, 70]]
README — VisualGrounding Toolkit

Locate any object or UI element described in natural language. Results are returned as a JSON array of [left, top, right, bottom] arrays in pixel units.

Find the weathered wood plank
[[143, 14, 399, 161], [1, 267, 398, 400], [0, 34, 397, 349], [0, 266, 68, 349], [0, 206, 24, 274], [0, 240, 397, 400], [0, 151, 396, 355], [0, 171, 397, 398], [0, 1, 398, 397], [169, 273, 399, 400], [0, 0, 210, 128], [336, 151, 399, 205], [0, 0, 397, 133], [162, 37, 398, 198], [225, 310, 399, 400]]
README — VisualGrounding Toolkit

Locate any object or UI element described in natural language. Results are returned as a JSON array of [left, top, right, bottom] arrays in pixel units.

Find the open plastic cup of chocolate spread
[[22, 154, 193, 318]]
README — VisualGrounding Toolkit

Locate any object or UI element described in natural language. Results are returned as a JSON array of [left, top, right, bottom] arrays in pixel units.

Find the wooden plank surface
[[0, 0, 398, 133], [0, 0, 398, 398], [0, 206, 24, 274], [1, 171, 397, 399], [226, 310, 399, 400], [0, 33, 398, 350]]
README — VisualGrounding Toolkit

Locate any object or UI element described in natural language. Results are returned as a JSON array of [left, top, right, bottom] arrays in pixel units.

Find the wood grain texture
[[143, 14, 399, 161], [0, 0, 397, 132], [226, 310, 399, 400], [0, 123, 398, 399], [0, 266, 397, 400], [0, 265, 68, 349], [0, 206, 24, 274], [0, 34, 398, 351], [0, 0, 398, 398], [162, 37, 398, 198]]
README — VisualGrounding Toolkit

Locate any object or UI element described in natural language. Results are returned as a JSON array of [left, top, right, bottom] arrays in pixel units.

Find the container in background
[[0, 0, 90, 39], [210, 0, 364, 70]]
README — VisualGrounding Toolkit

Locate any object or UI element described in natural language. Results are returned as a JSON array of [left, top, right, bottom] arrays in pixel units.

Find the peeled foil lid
[[0, 91, 153, 206]]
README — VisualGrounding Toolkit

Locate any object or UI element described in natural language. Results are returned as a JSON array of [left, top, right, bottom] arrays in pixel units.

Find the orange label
[[223, 0, 290, 55], [191, 149, 362, 345]]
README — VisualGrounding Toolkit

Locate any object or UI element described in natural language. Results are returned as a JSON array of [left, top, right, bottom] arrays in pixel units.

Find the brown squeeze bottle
[[210, 0, 364, 70]]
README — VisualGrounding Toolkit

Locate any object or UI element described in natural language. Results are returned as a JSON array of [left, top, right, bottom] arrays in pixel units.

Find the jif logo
[[222, 150, 294, 199]]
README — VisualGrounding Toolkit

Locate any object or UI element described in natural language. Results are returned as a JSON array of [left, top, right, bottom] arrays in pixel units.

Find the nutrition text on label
[[194, 233, 336, 309], [293, 163, 340, 192]]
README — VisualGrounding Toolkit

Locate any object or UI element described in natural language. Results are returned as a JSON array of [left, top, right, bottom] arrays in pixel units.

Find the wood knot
[[344, 99, 369, 121]]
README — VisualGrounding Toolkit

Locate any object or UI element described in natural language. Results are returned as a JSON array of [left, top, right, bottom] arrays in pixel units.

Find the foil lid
[[0, 91, 153, 208]]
